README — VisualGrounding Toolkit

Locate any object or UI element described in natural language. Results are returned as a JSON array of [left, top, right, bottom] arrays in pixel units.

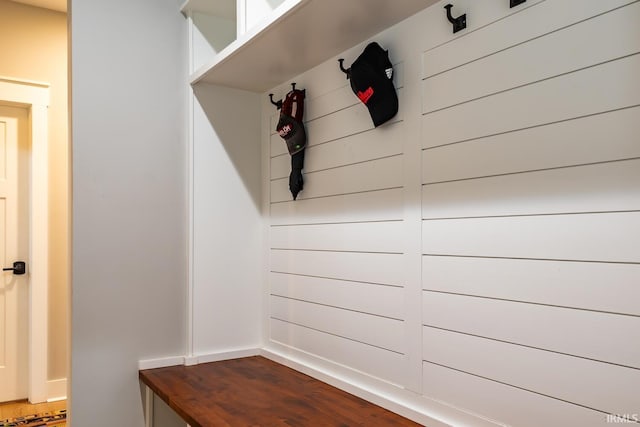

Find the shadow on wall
[[193, 83, 262, 210]]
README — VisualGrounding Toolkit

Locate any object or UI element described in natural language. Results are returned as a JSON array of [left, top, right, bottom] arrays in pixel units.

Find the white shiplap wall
[[267, 49, 409, 386], [262, 0, 640, 425]]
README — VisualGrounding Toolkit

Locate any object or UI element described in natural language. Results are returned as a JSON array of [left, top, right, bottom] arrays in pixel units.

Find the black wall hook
[[269, 93, 282, 110], [444, 4, 466, 33], [510, 0, 526, 7], [338, 58, 350, 78], [291, 82, 297, 91]]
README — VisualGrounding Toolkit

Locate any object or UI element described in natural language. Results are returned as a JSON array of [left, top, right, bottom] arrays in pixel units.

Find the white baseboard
[[47, 378, 67, 402], [138, 355, 185, 371], [138, 348, 260, 370], [260, 344, 502, 427], [193, 348, 260, 364]]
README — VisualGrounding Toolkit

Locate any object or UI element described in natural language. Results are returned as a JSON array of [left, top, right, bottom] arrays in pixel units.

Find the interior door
[[0, 104, 29, 402]]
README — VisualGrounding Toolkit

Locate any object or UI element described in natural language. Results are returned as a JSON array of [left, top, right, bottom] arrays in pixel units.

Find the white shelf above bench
[[186, 0, 437, 92]]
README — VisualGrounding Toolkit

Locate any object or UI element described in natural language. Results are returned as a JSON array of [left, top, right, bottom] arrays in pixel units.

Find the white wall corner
[[184, 355, 199, 366]]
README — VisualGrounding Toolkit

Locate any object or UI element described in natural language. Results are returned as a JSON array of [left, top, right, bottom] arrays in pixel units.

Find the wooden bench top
[[139, 355, 422, 426]]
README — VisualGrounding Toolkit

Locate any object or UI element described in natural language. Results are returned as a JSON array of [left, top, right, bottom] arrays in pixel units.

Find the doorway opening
[[0, 0, 70, 410]]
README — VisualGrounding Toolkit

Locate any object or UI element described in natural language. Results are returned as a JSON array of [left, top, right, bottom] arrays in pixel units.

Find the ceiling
[[10, 0, 67, 12]]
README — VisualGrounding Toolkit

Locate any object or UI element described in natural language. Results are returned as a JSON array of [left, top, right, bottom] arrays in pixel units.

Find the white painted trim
[[260, 98, 271, 349], [194, 348, 260, 364], [138, 356, 186, 371], [260, 346, 503, 427], [0, 77, 50, 404], [46, 378, 67, 402], [0, 75, 49, 91], [144, 385, 154, 427], [186, 11, 196, 361], [184, 355, 199, 366], [237, 0, 246, 38], [139, 348, 261, 371]]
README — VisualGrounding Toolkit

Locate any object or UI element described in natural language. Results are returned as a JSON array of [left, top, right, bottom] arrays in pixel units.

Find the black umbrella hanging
[[270, 83, 307, 200]]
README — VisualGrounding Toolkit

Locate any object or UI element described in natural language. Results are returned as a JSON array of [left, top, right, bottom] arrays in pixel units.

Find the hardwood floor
[[140, 356, 423, 427], [0, 399, 66, 423]]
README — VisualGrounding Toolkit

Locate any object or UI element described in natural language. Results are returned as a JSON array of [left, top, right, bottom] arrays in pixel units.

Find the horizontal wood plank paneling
[[304, 62, 405, 122], [421, 54, 640, 148], [271, 188, 403, 225], [271, 319, 405, 385], [422, 292, 640, 369], [270, 130, 290, 158], [422, 327, 640, 416], [422, 0, 634, 78], [271, 90, 404, 158], [422, 159, 640, 219], [262, 1, 640, 423], [303, 84, 359, 123], [271, 272, 404, 319], [418, 3, 640, 423], [422, 256, 640, 316], [269, 111, 279, 136], [422, 212, 640, 263], [270, 249, 404, 287], [271, 296, 404, 353], [266, 59, 406, 129], [422, 106, 640, 183], [265, 24, 412, 403], [271, 121, 405, 180], [422, 2, 640, 113], [422, 362, 609, 427], [418, 0, 548, 59], [271, 221, 403, 253], [306, 97, 403, 150], [271, 155, 403, 203]]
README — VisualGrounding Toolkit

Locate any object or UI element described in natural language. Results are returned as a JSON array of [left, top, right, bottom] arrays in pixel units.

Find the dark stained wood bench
[[139, 356, 422, 426]]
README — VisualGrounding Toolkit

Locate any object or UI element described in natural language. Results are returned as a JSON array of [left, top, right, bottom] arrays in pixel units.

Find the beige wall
[[0, 0, 68, 382]]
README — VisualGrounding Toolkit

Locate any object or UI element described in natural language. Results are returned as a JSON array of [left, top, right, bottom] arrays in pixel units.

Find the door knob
[[3, 261, 26, 275]]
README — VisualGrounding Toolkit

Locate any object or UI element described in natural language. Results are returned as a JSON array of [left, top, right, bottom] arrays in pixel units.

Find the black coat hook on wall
[[444, 4, 466, 33], [291, 82, 297, 91], [269, 93, 282, 110], [337, 58, 350, 78], [510, 0, 526, 7]]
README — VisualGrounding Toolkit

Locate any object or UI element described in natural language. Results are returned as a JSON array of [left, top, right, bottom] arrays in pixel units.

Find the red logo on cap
[[278, 124, 292, 138], [357, 87, 374, 104]]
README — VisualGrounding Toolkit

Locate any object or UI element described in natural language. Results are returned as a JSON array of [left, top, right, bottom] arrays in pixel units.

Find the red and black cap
[[276, 113, 306, 155], [274, 87, 307, 200], [340, 42, 398, 127], [276, 88, 307, 156]]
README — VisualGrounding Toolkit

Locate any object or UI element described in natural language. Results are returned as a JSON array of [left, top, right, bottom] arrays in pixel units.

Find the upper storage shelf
[[183, 0, 437, 92]]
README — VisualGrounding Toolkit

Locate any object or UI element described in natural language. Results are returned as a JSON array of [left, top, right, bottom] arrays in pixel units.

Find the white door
[[0, 104, 29, 402]]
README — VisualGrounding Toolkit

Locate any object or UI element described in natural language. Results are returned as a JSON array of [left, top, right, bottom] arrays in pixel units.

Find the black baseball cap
[[344, 42, 398, 127]]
